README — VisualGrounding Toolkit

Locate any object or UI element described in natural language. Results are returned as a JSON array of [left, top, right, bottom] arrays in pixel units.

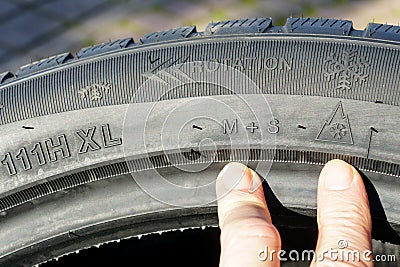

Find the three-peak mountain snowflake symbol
[[324, 49, 369, 91], [329, 122, 348, 140], [316, 101, 354, 144]]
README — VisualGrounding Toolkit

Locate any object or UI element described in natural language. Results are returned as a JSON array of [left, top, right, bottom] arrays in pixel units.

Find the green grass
[[64, 20, 80, 29], [274, 16, 287, 26], [210, 8, 228, 21], [333, 0, 348, 6], [83, 36, 96, 47], [240, 0, 258, 6], [149, 2, 164, 12], [116, 18, 132, 28], [302, 5, 316, 17]]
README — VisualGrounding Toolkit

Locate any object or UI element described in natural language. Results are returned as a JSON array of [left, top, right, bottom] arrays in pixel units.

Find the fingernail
[[217, 162, 252, 191], [321, 159, 355, 190], [249, 169, 262, 192]]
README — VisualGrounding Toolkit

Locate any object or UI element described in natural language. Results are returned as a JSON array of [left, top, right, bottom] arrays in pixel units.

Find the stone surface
[[0, 1, 17, 17], [0, 12, 60, 48], [39, 0, 108, 19]]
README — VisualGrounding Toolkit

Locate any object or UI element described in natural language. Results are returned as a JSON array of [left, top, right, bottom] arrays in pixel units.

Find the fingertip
[[216, 163, 271, 226], [216, 163, 280, 266], [319, 159, 355, 190], [218, 162, 252, 190], [216, 162, 255, 199], [315, 160, 372, 266], [249, 169, 263, 193]]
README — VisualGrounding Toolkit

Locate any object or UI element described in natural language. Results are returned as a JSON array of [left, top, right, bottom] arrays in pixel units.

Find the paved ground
[[0, 0, 399, 74]]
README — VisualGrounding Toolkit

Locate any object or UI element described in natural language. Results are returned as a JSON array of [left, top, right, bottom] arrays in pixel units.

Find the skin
[[216, 159, 372, 267]]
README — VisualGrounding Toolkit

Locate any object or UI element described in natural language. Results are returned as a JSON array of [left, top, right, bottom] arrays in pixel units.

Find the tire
[[0, 17, 400, 266]]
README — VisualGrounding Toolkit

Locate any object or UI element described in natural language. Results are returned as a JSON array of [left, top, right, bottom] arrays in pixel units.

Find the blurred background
[[0, 0, 399, 74]]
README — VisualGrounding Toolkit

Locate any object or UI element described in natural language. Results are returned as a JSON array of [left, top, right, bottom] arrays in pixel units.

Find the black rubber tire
[[1, 17, 400, 266]]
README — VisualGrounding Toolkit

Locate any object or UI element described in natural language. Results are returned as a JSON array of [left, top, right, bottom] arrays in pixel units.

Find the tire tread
[[1, 16, 399, 85]]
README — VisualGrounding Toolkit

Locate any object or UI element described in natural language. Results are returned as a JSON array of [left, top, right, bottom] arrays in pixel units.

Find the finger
[[312, 159, 372, 266], [216, 162, 281, 267]]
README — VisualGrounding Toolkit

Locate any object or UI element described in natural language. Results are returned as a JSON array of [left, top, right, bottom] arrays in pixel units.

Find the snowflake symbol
[[329, 123, 348, 140], [324, 49, 369, 91]]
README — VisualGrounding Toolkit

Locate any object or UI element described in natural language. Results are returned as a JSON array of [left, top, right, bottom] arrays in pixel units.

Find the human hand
[[216, 160, 372, 266]]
